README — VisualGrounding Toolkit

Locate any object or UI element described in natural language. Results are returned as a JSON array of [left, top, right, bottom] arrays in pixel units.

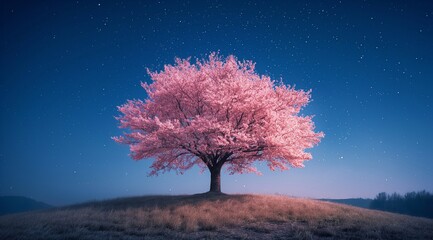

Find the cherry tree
[[113, 53, 323, 193]]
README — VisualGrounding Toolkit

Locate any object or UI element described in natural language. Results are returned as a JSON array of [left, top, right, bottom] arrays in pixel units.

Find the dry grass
[[1, 193, 432, 239]]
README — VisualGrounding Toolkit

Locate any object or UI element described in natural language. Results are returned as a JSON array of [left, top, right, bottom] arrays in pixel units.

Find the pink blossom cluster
[[114, 53, 323, 175]]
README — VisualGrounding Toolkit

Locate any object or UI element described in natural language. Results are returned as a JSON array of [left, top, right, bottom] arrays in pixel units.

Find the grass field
[[1, 193, 432, 239]]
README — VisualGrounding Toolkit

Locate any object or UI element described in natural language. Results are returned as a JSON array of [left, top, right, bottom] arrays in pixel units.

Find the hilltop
[[0, 193, 432, 239]]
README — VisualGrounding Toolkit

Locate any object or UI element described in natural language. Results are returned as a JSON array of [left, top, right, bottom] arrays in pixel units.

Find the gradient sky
[[1, 0, 433, 206]]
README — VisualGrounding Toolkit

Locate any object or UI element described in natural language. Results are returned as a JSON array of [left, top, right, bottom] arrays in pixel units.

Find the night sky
[[1, 0, 433, 206]]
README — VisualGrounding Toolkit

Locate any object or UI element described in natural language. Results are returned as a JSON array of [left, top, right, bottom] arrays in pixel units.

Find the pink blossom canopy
[[114, 53, 323, 176]]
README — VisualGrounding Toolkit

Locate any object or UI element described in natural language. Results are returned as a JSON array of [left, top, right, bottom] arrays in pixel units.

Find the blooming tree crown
[[114, 53, 323, 175]]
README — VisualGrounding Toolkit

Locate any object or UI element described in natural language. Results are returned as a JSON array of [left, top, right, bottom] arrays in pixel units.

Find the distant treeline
[[370, 190, 433, 219]]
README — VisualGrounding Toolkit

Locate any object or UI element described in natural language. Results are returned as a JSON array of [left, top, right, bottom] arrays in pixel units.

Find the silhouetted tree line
[[370, 190, 433, 219]]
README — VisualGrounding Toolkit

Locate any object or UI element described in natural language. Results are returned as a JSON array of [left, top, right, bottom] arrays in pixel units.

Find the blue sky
[[1, 0, 432, 205]]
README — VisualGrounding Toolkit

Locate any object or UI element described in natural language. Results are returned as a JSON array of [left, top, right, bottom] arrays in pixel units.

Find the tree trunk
[[209, 167, 222, 193]]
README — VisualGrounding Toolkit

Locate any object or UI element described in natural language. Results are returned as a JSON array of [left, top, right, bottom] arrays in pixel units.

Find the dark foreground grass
[[1, 193, 432, 239]]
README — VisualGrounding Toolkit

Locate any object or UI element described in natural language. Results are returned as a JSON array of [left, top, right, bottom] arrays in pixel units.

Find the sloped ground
[[1, 193, 432, 239]]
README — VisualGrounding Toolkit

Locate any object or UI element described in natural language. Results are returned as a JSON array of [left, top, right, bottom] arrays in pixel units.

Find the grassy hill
[[1, 193, 432, 239], [318, 198, 373, 209]]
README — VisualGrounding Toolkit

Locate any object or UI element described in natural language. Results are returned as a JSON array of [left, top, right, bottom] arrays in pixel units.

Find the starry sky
[[1, 0, 433, 206]]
